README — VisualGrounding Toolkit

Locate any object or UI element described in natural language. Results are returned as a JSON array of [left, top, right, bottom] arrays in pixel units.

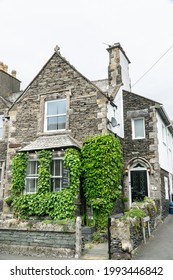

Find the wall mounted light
[[123, 168, 128, 176]]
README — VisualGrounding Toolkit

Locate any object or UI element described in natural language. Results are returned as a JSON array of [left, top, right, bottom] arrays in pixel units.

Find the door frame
[[128, 162, 150, 206]]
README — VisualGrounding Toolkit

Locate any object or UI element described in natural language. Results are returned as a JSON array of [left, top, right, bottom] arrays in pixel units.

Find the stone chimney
[[0, 62, 4, 71], [3, 64, 8, 72], [0, 62, 8, 73], [107, 43, 131, 91]]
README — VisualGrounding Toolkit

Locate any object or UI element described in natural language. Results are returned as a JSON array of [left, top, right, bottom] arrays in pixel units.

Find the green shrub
[[81, 133, 123, 229]]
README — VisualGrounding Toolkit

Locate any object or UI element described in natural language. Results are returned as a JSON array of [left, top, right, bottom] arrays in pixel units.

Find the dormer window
[[44, 99, 66, 132]]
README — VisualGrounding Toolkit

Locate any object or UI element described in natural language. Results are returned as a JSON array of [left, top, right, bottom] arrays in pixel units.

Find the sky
[[0, 0, 173, 118]]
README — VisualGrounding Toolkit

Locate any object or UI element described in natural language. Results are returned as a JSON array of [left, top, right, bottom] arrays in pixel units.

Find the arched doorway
[[130, 162, 149, 202]]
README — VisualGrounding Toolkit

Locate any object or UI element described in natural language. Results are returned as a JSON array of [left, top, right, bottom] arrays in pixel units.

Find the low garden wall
[[0, 217, 82, 259], [108, 199, 161, 260]]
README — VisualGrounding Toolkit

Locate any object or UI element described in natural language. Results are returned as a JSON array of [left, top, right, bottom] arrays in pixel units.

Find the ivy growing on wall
[[11, 152, 28, 196], [64, 148, 81, 195], [81, 133, 123, 229], [10, 134, 123, 227], [37, 150, 52, 193], [11, 148, 81, 220]]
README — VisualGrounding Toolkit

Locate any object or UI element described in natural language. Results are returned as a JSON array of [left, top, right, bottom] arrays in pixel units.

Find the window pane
[[47, 102, 58, 116], [57, 100, 66, 114], [134, 119, 144, 138], [47, 100, 66, 116], [25, 160, 38, 193], [30, 162, 36, 175], [47, 117, 58, 130], [54, 160, 61, 176], [26, 161, 38, 175], [47, 116, 66, 130], [30, 180, 36, 193], [51, 178, 61, 192], [25, 183, 30, 193], [57, 116, 66, 129], [26, 178, 36, 193]]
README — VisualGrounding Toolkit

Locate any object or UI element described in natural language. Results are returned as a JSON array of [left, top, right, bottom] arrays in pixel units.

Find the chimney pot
[[11, 70, 17, 78], [3, 64, 8, 72], [0, 62, 4, 70]]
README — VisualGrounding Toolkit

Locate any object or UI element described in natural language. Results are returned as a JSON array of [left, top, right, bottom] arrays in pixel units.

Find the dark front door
[[131, 170, 148, 202]]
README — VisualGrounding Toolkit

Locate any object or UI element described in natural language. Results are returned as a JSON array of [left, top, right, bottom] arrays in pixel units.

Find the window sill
[[37, 130, 71, 137], [132, 137, 146, 140]]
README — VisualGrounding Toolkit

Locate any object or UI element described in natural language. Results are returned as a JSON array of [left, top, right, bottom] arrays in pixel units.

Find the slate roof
[[20, 134, 81, 151]]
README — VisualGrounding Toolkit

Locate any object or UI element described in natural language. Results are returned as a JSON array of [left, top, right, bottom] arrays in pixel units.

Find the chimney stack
[[107, 43, 131, 91]]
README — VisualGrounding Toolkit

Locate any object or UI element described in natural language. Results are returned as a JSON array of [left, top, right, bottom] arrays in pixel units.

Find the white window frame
[[25, 160, 39, 194], [44, 99, 66, 132], [132, 117, 145, 139], [0, 115, 4, 139], [50, 158, 69, 192], [0, 161, 2, 187], [164, 176, 169, 200]]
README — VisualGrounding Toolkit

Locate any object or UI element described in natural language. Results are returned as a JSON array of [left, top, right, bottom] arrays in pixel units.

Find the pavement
[[81, 214, 173, 260], [80, 242, 108, 260], [132, 214, 173, 260]]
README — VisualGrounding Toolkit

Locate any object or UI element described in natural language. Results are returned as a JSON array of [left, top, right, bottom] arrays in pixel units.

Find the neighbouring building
[[98, 43, 173, 218], [0, 43, 173, 219], [0, 62, 22, 212]]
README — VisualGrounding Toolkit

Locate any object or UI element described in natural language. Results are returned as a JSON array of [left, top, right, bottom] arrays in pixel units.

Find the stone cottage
[[2, 46, 110, 215]]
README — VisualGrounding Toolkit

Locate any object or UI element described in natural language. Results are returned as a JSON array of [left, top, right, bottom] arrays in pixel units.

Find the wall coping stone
[[0, 219, 75, 232]]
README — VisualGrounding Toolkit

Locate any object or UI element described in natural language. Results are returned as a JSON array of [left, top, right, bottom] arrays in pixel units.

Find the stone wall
[[108, 200, 160, 260], [123, 91, 157, 168], [0, 217, 82, 259], [122, 90, 162, 203]]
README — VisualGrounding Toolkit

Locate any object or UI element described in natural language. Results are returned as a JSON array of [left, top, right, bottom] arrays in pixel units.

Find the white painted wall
[[107, 89, 124, 138], [156, 111, 173, 174], [119, 50, 131, 92]]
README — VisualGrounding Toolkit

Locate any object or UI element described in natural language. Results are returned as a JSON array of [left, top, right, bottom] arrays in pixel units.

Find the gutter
[[155, 103, 173, 135]]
